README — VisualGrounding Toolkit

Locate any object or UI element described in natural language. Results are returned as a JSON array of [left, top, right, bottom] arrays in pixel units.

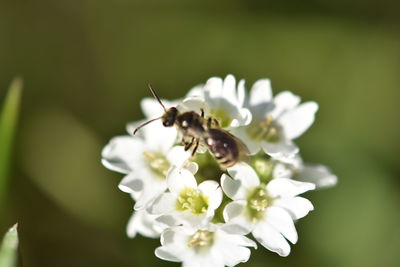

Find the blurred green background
[[1, 0, 400, 266]]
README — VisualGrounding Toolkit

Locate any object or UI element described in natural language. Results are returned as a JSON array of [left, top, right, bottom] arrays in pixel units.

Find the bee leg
[[183, 138, 200, 168], [207, 117, 212, 128], [200, 108, 205, 118], [191, 138, 200, 157], [184, 137, 195, 151], [207, 117, 220, 128], [212, 118, 220, 127]]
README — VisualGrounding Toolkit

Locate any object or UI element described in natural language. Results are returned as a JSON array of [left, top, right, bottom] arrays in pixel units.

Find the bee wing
[[224, 131, 251, 161]]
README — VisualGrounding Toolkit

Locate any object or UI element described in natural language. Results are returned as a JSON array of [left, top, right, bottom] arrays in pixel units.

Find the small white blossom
[[155, 224, 256, 267], [149, 167, 223, 227], [221, 163, 315, 256], [179, 75, 252, 129], [232, 79, 318, 162], [126, 209, 166, 239], [102, 99, 196, 210], [273, 156, 338, 189]]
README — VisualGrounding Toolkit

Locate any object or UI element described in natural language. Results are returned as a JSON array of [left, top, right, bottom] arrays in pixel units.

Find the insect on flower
[[133, 85, 250, 168]]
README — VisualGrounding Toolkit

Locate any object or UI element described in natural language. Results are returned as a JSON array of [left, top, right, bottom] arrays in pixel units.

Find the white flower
[[273, 156, 338, 189], [126, 209, 166, 239], [179, 75, 252, 129], [155, 224, 257, 267], [295, 163, 338, 188], [149, 167, 223, 227], [101, 75, 337, 265], [221, 163, 315, 256], [232, 79, 318, 162], [102, 99, 196, 210]]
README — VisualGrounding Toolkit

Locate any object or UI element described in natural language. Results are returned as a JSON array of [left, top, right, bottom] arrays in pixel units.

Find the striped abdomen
[[204, 128, 240, 168]]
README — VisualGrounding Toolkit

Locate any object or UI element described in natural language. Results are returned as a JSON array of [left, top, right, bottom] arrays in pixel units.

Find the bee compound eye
[[163, 120, 173, 127]]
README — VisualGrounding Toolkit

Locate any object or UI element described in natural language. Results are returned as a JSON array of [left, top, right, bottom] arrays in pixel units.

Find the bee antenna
[[133, 117, 162, 135], [148, 84, 167, 112]]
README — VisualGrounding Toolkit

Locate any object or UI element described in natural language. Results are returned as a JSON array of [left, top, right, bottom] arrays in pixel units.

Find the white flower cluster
[[102, 75, 337, 267]]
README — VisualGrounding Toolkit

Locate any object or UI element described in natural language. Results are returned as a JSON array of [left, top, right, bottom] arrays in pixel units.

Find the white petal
[[167, 167, 197, 195], [126, 211, 139, 238], [221, 222, 251, 236], [134, 178, 166, 210], [101, 136, 145, 174], [274, 197, 314, 220], [126, 210, 162, 238], [267, 178, 316, 198], [253, 222, 291, 257], [155, 214, 179, 227], [249, 79, 272, 106], [228, 163, 260, 190], [262, 140, 299, 163], [222, 201, 253, 234], [186, 162, 199, 174], [230, 126, 261, 155], [273, 162, 294, 179], [166, 145, 191, 167], [265, 206, 298, 244], [187, 255, 222, 267], [118, 173, 143, 193], [223, 201, 246, 222], [140, 98, 164, 118], [155, 247, 181, 262], [221, 174, 244, 200], [296, 164, 338, 189], [223, 232, 258, 249], [142, 119, 177, 152], [198, 180, 222, 210], [148, 193, 176, 214], [271, 91, 301, 118], [223, 75, 236, 102], [126, 120, 145, 137], [177, 96, 204, 113], [141, 97, 179, 118], [180, 210, 210, 227], [204, 77, 223, 99], [219, 243, 252, 267], [160, 228, 175, 245], [237, 79, 246, 106], [236, 107, 252, 126], [186, 84, 204, 98], [278, 101, 318, 140]]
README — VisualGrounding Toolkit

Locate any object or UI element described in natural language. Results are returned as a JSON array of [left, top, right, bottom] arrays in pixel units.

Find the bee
[[134, 84, 249, 168]]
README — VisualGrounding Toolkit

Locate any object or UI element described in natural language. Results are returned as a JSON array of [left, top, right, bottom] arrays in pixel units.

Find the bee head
[[162, 107, 178, 127]]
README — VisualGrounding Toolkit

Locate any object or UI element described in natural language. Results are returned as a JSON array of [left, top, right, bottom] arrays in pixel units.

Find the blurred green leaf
[[0, 224, 18, 267], [0, 77, 22, 211]]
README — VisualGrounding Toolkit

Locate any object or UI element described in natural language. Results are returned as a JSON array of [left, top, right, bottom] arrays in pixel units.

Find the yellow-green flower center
[[246, 185, 272, 223], [176, 188, 209, 214], [250, 155, 275, 184], [142, 151, 170, 179], [193, 152, 224, 183], [246, 115, 281, 143], [209, 108, 232, 128], [187, 230, 214, 253]]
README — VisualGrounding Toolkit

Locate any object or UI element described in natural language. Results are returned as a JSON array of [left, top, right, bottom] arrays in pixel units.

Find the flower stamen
[[187, 230, 214, 252], [142, 151, 170, 178], [246, 115, 281, 143], [176, 188, 209, 214], [246, 186, 271, 222]]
